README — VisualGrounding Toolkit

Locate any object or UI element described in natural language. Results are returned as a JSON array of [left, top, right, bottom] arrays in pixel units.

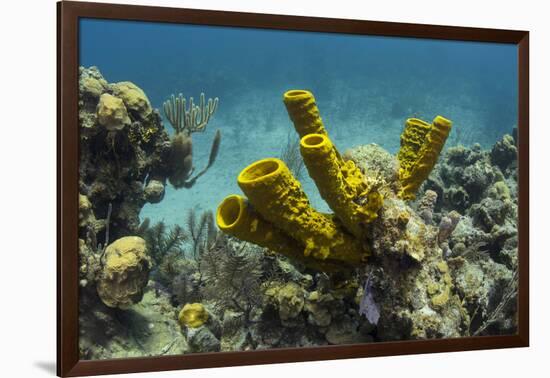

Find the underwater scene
[[77, 18, 519, 359]]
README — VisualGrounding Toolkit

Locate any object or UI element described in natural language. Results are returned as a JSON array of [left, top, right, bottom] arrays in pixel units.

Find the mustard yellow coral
[[217, 194, 352, 273], [237, 158, 366, 266], [398, 116, 452, 200], [178, 303, 209, 328], [300, 133, 382, 240], [283, 90, 327, 137], [217, 194, 302, 258], [215, 89, 390, 272]]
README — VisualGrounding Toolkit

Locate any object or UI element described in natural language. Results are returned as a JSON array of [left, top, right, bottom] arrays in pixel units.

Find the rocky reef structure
[[214, 89, 517, 342], [77, 66, 223, 358], [79, 80, 517, 359], [78, 66, 221, 242]]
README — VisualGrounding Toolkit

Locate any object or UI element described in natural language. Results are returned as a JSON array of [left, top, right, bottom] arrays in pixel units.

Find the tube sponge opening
[[216, 193, 301, 256], [284, 90, 310, 98], [301, 134, 329, 149], [216, 194, 350, 272], [238, 158, 282, 184], [398, 115, 453, 200], [216, 195, 245, 230], [283, 89, 327, 137]]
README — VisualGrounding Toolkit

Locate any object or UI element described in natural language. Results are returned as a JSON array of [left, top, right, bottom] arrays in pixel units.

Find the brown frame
[[57, 1, 530, 376]]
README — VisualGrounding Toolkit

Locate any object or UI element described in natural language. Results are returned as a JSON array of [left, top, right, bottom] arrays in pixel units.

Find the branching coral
[[185, 209, 218, 259], [199, 236, 264, 324], [163, 92, 221, 189], [163, 93, 218, 134], [279, 129, 306, 181]]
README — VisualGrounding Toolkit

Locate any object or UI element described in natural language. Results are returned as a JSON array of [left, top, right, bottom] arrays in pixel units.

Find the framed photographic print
[[57, 1, 529, 376]]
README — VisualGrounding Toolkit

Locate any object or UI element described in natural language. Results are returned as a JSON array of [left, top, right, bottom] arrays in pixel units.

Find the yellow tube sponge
[[237, 158, 366, 265], [217, 194, 303, 258], [398, 116, 453, 200], [283, 90, 327, 137], [300, 133, 382, 240], [216, 194, 349, 272]]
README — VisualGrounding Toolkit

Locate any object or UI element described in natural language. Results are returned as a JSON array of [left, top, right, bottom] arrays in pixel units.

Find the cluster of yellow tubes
[[216, 90, 383, 272], [397, 116, 453, 200]]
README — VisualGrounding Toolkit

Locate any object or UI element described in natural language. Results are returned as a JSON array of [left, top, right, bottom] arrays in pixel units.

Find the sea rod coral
[[163, 93, 221, 188]]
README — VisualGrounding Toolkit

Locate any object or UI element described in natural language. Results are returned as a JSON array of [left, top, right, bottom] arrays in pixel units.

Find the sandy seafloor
[[140, 81, 516, 226]]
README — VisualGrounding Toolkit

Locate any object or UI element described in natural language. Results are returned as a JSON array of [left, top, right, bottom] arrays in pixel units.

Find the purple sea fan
[[359, 276, 380, 325]]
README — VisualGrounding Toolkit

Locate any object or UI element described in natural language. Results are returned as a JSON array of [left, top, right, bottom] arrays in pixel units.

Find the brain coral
[[96, 93, 131, 131], [112, 81, 152, 118], [96, 236, 152, 309]]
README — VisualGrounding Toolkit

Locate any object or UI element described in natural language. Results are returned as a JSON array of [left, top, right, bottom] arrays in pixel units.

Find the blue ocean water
[[79, 18, 518, 226]]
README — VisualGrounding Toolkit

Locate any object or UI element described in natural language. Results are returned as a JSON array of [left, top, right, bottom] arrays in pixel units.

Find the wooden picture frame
[[57, 1, 529, 376]]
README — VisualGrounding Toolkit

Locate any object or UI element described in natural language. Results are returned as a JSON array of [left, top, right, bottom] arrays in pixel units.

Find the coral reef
[[77, 66, 227, 358], [78, 66, 221, 242], [79, 78, 518, 359], [423, 135, 518, 266], [212, 90, 516, 344], [96, 236, 152, 309]]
